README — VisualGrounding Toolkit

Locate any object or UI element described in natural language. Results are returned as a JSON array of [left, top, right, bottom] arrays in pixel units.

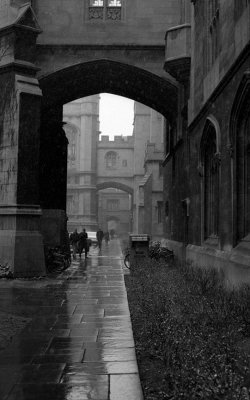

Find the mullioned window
[[88, 0, 122, 21]]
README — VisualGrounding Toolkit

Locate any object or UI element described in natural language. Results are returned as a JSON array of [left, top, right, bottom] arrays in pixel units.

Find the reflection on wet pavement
[[0, 239, 143, 400]]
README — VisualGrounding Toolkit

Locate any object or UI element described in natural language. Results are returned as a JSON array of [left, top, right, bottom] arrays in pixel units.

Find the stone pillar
[[39, 107, 69, 247], [0, 74, 46, 277], [0, 3, 46, 277]]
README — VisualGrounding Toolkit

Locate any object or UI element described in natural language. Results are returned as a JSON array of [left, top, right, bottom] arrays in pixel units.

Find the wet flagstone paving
[[0, 240, 143, 400]]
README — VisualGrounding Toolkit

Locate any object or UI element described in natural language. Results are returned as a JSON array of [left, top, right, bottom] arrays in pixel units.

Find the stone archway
[[96, 181, 134, 233], [0, 54, 178, 276], [96, 181, 134, 196], [39, 59, 178, 254], [40, 59, 178, 122]]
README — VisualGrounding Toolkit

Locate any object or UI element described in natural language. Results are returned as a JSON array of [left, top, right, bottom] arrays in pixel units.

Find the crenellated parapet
[[98, 135, 134, 147]]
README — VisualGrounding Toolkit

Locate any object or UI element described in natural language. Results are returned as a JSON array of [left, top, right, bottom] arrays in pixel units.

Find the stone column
[[0, 73, 46, 277], [39, 107, 69, 247], [0, 3, 46, 276]]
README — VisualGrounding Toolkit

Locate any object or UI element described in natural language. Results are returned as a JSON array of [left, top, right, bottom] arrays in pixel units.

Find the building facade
[[64, 96, 165, 239], [63, 96, 99, 232], [164, 0, 250, 284], [0, 0, 249, 284]]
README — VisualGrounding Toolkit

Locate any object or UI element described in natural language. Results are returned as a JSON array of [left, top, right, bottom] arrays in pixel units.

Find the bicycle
[[149, 241, 174, 263], [45, 246, 71, 273], [123, 247, 130, 270]]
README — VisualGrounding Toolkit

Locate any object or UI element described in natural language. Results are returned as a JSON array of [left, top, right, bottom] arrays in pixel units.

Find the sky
[[99, 93, 134, 139]]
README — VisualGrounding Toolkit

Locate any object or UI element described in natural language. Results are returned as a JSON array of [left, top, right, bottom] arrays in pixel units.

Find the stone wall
[[33, 0, 181, 46], [189, 0, 250, 121]]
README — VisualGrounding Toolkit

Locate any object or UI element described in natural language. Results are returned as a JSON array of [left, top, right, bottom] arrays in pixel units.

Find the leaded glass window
[[105, 151, 117, 169], [88, 0, 122, 21]]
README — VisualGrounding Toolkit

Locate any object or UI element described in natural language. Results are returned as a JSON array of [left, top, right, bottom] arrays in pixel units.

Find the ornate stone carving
[[89, 7, 104, 19], [106, 7, 121, 20], [226, 143, 234, 158], [211, 152, 221, 173]]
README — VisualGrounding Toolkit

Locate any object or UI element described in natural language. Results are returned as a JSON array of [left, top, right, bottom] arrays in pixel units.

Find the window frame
[[157, 201, 164, 224], [203, 0, 220, 75], [87, 0, 124, 22], [105, 151, 118, 169], [200, 118, 221, 246], [107, 199, 120, 211]]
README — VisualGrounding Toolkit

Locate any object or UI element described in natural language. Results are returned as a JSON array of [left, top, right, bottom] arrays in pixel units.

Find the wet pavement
[[0, 239, 143, 400]]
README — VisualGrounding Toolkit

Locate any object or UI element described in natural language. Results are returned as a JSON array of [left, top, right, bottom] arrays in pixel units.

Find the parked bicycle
[[149, 241, 174, 263], [44, 246, 71, 273], [123, 247, 131, 269], [123, 242, 174, 270]]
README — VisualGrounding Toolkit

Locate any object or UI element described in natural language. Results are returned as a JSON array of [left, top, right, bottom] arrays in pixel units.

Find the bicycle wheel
[[124, 254, 130, 269]]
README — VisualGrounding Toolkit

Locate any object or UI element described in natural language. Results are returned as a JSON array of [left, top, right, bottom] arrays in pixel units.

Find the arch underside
[[97, 181, 133, 196], [40, 59, 178, 122]]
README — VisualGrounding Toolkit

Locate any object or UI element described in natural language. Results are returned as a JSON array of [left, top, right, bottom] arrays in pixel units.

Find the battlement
[[99, 135, 134, 144]]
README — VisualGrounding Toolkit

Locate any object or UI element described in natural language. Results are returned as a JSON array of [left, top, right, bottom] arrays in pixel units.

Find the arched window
[[105, 151, 117, 169], [230, 72, 250, 245], [235, 105, 250, 242], [200, 119, 220, 241]]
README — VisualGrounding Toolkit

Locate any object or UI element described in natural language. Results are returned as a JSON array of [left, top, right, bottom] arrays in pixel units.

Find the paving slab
[[0, 239, 143, 400]]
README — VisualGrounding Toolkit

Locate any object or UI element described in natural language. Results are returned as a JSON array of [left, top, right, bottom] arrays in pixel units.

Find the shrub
[[125, 261, 250, 400]]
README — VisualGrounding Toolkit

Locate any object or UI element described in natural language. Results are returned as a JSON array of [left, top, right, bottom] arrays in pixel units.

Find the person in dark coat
[[96, 228, 104, 249], [104, 231, 110, 245], [78, 228, 88, 258], [69, 229, 79, 260]]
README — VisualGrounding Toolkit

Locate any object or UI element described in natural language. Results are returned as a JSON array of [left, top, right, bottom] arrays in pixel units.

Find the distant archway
[[97, 183, 133, 234], [96, 181, 133, 196]]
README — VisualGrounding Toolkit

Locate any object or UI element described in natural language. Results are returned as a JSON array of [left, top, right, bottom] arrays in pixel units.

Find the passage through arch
[[40, 59, 178, 122]]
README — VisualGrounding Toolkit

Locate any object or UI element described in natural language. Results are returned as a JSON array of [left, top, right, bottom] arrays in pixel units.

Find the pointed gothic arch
[[39, 59, 178, 123], [96, 181, 133, 196], [230, 71, 250, 245], [200, 116, 221, 244]]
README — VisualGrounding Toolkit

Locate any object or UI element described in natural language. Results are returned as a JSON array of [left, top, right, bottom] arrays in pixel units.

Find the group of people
[[69, 227, 113, 259], [69, 228, 89, 260]]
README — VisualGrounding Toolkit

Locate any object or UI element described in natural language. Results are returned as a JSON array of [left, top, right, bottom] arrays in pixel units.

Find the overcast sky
[[99, 93, 134, 139]]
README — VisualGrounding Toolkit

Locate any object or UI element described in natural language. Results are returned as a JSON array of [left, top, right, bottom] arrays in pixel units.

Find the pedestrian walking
[[104, 231, 110, 245], [96, 228, 104, 250], [69, 229, 79, 260], [78, 228, 89, 258]]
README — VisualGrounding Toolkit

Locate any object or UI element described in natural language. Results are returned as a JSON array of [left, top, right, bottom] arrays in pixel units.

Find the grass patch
[[125, 260, 250, 400]]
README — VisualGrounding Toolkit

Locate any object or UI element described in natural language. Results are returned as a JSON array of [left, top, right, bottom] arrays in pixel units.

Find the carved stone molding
[[197, 164, 203, 177], [226, 143, 234, 158], [211, 152, 221, 173]]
